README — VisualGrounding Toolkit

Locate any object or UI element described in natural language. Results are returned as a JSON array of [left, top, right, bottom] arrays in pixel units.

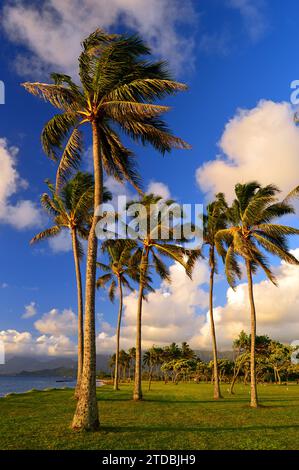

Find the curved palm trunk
[[230, 364, 241, 394], [71, 229, 84, 399], [209, 249, 222, 399], [114, 279, 123, 391], [133, 248, 148, 401], [72, 121, 102, 430], [246, 259, 258, 408], [148, 363, 153, 391]]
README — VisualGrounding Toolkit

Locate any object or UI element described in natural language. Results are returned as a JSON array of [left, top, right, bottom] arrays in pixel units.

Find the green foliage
[[23, 29, 190, 192], [215, 181, 299, 288]]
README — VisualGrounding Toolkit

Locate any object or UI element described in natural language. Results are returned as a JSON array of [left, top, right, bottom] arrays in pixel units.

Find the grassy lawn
[[1, 382, 299, 450]]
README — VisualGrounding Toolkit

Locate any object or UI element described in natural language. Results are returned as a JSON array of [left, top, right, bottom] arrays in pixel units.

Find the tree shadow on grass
[[100, 423, 299, 434], [98, 396, 299, 406]]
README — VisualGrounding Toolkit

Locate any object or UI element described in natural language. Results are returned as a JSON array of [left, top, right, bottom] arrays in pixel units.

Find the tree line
[[108, 335, 299, 390]]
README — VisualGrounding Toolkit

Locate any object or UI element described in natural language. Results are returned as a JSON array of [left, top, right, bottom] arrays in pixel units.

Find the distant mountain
[[17, 367, 76, 378], [0, 355, 111, 376], [0, 351, 234, 376], [195, 350, 234, 361]]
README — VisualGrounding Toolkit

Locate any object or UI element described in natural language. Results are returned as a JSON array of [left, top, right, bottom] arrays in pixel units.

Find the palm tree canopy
[[126, 193, 193, 282], [22, 29, 190, 192], [215, 182, 299, 288], [31, 171, 112, 252], [97, 239, 155, 301], [96, 239, 138, 301]]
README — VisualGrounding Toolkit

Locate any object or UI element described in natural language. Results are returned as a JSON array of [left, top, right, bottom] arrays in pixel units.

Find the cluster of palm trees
[[139, 336, 298, 386], [24, 28, 299, 432]]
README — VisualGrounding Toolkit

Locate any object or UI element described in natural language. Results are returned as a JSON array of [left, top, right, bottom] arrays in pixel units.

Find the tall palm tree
[[203, 193, 228, 399], [23, 30, 190, 430], [30, 172, 111, 397], [128, 194, 192, 400], [96, 240, 138, 390], [215, 182, 299, 407]]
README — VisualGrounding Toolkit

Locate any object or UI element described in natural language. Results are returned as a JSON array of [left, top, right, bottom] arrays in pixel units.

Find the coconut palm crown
[[215, 182, 299, 288], [22, 29, 190, 192]]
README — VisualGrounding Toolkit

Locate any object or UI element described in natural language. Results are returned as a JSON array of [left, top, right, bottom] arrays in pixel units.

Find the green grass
[[1, 382, 299, 450]]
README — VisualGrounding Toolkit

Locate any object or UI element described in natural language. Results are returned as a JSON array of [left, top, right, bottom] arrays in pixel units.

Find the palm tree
[[23, 29, 190, 430], [128, 347, 136, 380], [109, 353, 116, 381], [215, 182, 299, 407], [119, 350, 130, 380], [143, 346, 164, 390], [181, 342, 196, 360], [96, 240, 137, 390], [203, 193, 228, 399], [31, 172, 111, 397], [164, 342, 182, 361], [128, 194, 192, 400]]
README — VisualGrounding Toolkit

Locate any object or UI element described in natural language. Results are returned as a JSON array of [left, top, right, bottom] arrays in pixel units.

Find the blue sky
[[1, 0, 299, 357]]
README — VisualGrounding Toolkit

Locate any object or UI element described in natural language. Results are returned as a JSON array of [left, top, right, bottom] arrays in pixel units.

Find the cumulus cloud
[[0, 329, 76, 356], [97, 259, 209, 352], [2, 0, 197, 77], [1, 307, 78, 356], [22, 301, 37, 319], [34, 308, 77, 336], [96, 247, 299, 353], [147, 181, 171, 200], [0, 138, 42, 229], [192, 248, 299, 349], [48, 230, 72, 253], [196, 101, 299, 202]]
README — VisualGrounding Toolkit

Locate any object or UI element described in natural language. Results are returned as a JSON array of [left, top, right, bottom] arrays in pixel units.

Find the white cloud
[[196, 101, 299, 202], [97, 247, 299, 353], [96, 259, 209, 352], [0, 138, 42, 229], [0, 329, 76, 356], [2, 0, 197, 77], [147, 181, 170, 199], [227, 0, 267, 42], [1, 283, 8, 289], [192, 248, 299, 349], [22, 301, 37, 319], [34, 308, 77, 336], [48, 230, 72, 253], [1, 307, 78, 356]]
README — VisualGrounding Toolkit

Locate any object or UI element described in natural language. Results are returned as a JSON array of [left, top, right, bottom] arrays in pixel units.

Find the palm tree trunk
[[71, 229, 84, 399], [72, 121, 102, 430], [148, 365, 153, 391], [209, 249, 222, 399], [133, 247, 148, 401], [229, 364, 241, 394], [114, 279, 123, 391], [246, 259, 258, 408]]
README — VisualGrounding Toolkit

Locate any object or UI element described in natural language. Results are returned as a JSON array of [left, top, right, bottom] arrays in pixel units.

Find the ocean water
[[0, 376, 76, 397]]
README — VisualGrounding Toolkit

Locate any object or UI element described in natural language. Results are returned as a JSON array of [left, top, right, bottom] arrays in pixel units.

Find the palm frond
[[22, 82, 80, 111], [30, 226, 61, 244], [56, 128, 83, 190], [96, 273, 113, 289], [41, 112, 79, 161]]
